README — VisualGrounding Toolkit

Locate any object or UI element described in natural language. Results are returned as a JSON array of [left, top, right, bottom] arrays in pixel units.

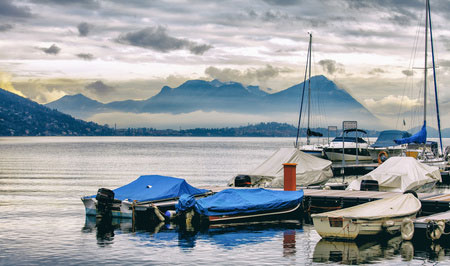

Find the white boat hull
[[324, 151, 372, 161], [312, 214, 417, 240], [81, 197, 133, 219]]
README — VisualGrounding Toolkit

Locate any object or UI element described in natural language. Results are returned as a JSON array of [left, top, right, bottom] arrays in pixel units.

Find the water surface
[[0, 137, 449, 265]]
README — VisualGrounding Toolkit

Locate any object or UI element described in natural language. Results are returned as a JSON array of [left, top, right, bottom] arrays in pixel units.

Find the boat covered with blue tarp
[[82, 175, 210, 219], [194, 188, 303, 221], [110, 175, 209, 202], [371, 130, 411, 148]]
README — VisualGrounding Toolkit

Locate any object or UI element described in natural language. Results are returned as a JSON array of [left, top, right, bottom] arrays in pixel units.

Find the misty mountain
[[46, 75, 379, 126], [0, 88, 113, 136]]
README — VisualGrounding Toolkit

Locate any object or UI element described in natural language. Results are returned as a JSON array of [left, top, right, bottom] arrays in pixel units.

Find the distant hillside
[[46, 75, 380, 128], [0, 88, 114, 136]]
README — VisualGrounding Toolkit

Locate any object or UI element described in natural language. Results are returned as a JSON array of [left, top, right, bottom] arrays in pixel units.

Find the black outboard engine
[[360, 180, 379, 191], [234, 175, 252, 187], [96, 188, 115, 219]]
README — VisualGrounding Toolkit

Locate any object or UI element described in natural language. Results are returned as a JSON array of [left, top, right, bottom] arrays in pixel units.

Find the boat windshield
[[331, 137, 367, 143]]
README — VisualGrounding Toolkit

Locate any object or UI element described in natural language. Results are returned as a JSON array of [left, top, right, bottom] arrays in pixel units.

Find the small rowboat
[[311, 193, 421, 240]]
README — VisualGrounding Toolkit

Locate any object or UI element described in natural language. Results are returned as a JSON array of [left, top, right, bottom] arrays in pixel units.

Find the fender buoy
[[377, 151, 388, 164], [427, 221, 445, 241], [401, 218, 414, 241]]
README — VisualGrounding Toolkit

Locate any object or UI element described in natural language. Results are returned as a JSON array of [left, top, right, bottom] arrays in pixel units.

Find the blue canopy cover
[[96, 175, 209, 203], [394, 123, 427, 145], [194, 188, 304, 216], [371, 130, 411, 148]]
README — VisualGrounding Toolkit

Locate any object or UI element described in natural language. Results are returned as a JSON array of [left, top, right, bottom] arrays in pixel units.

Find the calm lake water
[[0, 136, 449, 265]]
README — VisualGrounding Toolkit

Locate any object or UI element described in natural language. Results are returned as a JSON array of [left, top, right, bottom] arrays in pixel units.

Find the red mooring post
[[283, 163, 297, 191]]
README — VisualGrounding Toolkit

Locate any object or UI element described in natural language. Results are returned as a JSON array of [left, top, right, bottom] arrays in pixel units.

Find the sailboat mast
[[428, 0, 443, 154], [423, 0, 428, 124], [295, 34, 311, 148], [307, 33, 312, 145]]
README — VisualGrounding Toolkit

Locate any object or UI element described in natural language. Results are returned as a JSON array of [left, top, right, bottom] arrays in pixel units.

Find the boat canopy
[[194, 188, 303, 216], [394, 123, 427, 145], [312, 193, 421, 220], [343, 129, 367, 134], [346, 157, 441, 192], [94, 175, 209, 203], [232, 148, 333, 187], [371, 130, 411, 148], [331, 137, 367, 143]]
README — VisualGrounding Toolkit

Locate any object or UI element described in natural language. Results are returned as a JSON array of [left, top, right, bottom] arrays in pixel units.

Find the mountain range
[[0, 88, 113, 136], [46, 75, 381, 128]]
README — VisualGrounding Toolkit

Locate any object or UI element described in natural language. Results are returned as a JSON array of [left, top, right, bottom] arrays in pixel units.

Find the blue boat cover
[[97, 175, 209, 202], [371, 130, 411, 148], [194, 188, 303, 216], [394, 123, 427, 145]]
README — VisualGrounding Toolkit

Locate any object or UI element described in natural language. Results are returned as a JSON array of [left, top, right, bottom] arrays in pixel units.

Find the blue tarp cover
[[194, 188, 303, 216], [95, 175, 209, 202], [371, 130, 411, 148], [394, 123, 427, 145]]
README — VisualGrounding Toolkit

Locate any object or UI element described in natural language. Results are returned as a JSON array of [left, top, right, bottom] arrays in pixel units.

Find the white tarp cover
[[347, 157, 441, 192], [236, 147, 333, 187], [312, 193, 421, 220]]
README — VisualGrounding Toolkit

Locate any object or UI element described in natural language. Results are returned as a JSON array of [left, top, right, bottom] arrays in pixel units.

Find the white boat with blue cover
[[81, 175, 210, 219], [187, 188, 304, 224]]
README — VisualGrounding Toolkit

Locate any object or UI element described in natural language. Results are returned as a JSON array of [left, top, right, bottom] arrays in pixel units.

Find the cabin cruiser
[[323, 129, 371, 161], [368, 130, 410, 163]]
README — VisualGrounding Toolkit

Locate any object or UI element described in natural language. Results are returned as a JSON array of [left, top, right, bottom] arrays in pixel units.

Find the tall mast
[[307, 33, 312, 145], [428, 0, 443, 154], [423, 0, 428, 124], [295, 33, 311, 148]]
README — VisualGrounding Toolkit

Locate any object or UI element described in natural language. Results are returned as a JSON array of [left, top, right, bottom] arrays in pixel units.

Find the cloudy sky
[[1, 0, 450, 129]]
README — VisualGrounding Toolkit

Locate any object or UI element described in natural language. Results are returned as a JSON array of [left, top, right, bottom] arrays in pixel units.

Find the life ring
[[377, 151, 388, 164], [401, 218, 414, 241]]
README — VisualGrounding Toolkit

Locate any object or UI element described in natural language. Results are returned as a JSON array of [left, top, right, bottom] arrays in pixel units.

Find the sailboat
[[394, 0, 447, 169], [295, 33, 326, 157]]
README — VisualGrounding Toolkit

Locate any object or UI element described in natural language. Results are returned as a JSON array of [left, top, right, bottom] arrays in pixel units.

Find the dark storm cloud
[[116, 26, 213, 55], [369, 68, 385, 75], [77, 22, 93, 37], [262, 0, 301, 5], [76, 53, 94, 60], [402, 70, 414, 76], [86, 80, 113, 95], [31, 0, 100, 8], [0, 24, 13, 32], [39, 44, 61, 55], [0, 0, 33, 17], [318, 59, 344, 75]]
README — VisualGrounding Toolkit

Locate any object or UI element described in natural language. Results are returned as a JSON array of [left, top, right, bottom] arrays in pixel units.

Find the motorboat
[[311, 193, 421, 240], [81, 175, 211, 219], [346, 156, 441, 193], [229, 147, 333, 187], [323, 129, 372, 161], [189, 188, 304, 224], [367, 130, 410, 163]]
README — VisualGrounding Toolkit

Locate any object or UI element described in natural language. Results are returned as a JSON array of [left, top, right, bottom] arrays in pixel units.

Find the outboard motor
[[360, 180, 379, 191], [96, 188, 115, 219], [234, 175, 252, 187]]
